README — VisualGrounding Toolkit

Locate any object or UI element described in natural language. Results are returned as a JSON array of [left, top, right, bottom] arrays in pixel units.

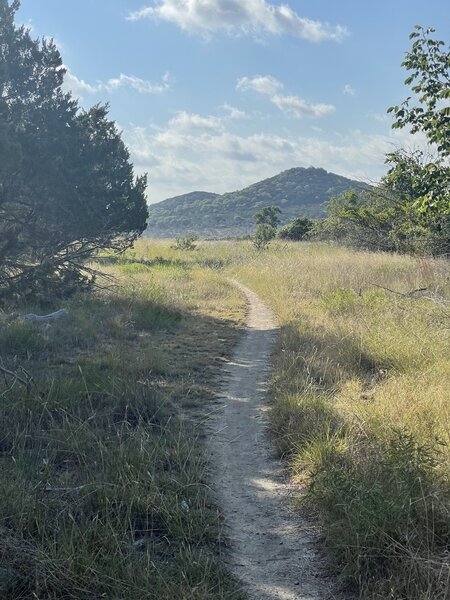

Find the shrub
[[172, 235, 198, 251], [253, 223, 276, 250], [278, 216, 313, 241]]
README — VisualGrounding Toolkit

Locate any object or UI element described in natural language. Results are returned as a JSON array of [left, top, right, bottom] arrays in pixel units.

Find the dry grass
[[226, 240, 450, 599], [135, 238, 450, 598], [2, 237, 448, 599], [0, 250, 246, 599]]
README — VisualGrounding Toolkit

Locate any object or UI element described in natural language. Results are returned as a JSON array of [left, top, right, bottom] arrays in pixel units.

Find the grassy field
[[1, 238, 449, 599], [228, 241, 450, 599], [134, 239, 450, 598], [0, 254, 246, 599]]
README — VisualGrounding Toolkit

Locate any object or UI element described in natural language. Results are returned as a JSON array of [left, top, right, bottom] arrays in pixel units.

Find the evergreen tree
[[0, 0, 148, 302]]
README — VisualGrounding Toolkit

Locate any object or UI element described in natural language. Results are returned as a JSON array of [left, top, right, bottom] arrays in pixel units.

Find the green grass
[[2, 238, 449, 599], [131, 238, 450, 599], [0, 255, 246, 599]]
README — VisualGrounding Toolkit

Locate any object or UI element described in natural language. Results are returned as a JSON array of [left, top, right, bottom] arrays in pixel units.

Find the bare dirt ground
[[206, 281, 333, 600]]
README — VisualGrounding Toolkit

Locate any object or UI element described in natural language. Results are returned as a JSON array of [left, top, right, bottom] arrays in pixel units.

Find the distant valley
[[146, 167, 367, 238]]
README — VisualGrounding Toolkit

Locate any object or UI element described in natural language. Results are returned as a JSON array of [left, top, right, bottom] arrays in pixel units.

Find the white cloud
[[124, 110, 431, 203], [221, 103, 248, 119], [127, 0, 349, 42], [106, 72, 172, 93], [271, 94, 335, 118], [62, 67, 172, 98], [343, 84, 356, 96], [236, 75, 283, 95], [62, 69, 101, 96], [237, 75, 334, 119], [168, 111, 224, 133]]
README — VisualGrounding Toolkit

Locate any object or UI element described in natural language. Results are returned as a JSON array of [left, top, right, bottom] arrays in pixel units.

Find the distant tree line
[[0, 0, 148, 304]]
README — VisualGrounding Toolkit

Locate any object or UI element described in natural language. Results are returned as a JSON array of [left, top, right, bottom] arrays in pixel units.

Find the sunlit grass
[[2, 237, 448, 599], [228, 241, 450, 599], [134, 238, 450, 599]]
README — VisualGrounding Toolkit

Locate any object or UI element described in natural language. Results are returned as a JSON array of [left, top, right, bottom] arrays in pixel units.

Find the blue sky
[[18, 0, 450, 203]]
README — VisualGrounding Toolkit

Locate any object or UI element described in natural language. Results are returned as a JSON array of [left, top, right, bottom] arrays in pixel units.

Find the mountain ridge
[[146, 167, 367, 238]]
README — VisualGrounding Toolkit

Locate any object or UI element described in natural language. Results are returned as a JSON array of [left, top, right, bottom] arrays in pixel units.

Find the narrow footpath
[[207, 281, 331, 600]]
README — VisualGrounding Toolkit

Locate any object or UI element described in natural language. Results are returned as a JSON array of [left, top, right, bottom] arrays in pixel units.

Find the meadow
[[0, 238, 449, 599], [0, 255, 246, 599], [228, 241, 450, 599], [133, 239, 450, 599]]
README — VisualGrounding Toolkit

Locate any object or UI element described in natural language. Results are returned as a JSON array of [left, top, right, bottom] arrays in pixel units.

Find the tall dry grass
[[135, 238, 450, 598], [226, 241, 450, 599], [4, 235, 447, 599]]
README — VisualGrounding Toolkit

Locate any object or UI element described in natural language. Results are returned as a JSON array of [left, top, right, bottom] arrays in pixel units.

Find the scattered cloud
[[236, 75, 283, 95], [124, 109, 429, 203], [238, 74, 334, 119], [271, 94, 335, 118], [127, 0, 349, 43], [106, 72, 172, 93], [62, 67, 172, 99], [343, 84, 356, 96], [168, 111, 224, 133], [221, 103, 248, 119], [372, 112, 389, 123], [62, 69, 100, 96]]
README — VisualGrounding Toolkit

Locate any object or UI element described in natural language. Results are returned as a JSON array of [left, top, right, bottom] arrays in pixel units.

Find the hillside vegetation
[[146, 167, 366, 238]]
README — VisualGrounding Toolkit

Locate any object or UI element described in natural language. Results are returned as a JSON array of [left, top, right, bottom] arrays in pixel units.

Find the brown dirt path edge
[[206, 281, 332, 600]]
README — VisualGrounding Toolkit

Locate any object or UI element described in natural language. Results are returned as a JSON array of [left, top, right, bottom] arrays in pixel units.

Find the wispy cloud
[[237, 74, 334, 119], [127, 0, 349, 43], [236, 75, 283, 95], [221, 103, 248, 119], [343, 84, 356, 96], [271, 94, 335, 118], [62, 69, 100, 96], [62, 68, 172, 98], [106, 72, 172, 93], [168, 111, 224, 133], [372, 112, 389, 123]]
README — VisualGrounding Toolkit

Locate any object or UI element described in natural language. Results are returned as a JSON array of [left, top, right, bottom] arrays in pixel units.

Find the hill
[[146, 167, 367, 238]]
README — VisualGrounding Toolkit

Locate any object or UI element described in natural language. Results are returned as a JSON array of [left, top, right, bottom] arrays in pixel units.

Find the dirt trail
[[206, 281, 330, 600]]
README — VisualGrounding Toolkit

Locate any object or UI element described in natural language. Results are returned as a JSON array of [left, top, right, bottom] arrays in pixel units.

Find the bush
[[171, 234, 198, 251], [253, 223, 276, 250], [318, 185, 450, 256], [278, 216, 313, 240]]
